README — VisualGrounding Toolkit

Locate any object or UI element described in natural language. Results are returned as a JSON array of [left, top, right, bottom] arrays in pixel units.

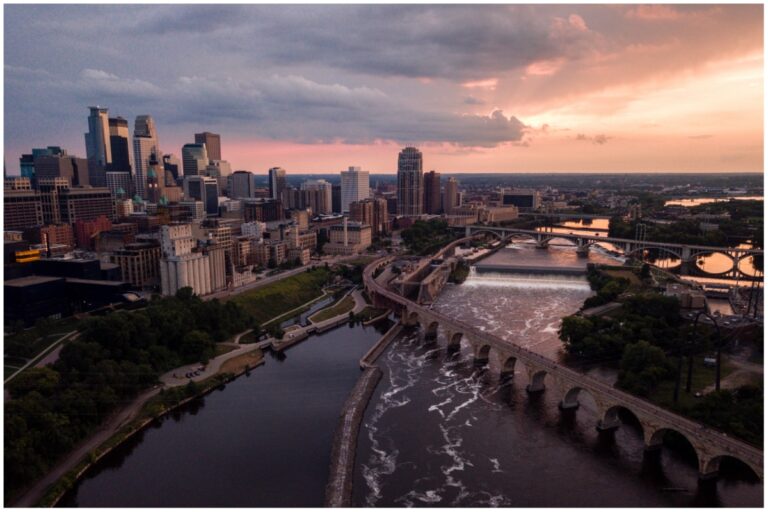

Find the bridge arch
[[646, 427, 700, 471], [703, 454, 762, 482], [541, 235, 579, 247], [526, 369, 548, 393], [424, 321, 439, 343], [474, 343, 491, 366], [600, 405, 645, 435], [560, 386, 600, 412], [691, 250, 738, 276], [625, 246, 683, 262], [404, 310, 420, 327], [501, 355, 517, 374], [737, 253, 762, 278], [447, 331, 463, 350]]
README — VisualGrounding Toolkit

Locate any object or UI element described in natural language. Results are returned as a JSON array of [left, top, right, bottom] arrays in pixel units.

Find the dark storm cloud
[[5, 66, 527, 148]]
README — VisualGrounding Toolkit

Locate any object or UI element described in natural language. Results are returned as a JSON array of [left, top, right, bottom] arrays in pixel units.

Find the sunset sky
[[3, 4, 764, 174]]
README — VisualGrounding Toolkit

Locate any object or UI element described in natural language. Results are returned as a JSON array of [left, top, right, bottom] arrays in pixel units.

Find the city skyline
[[4, 4, 764, 175]]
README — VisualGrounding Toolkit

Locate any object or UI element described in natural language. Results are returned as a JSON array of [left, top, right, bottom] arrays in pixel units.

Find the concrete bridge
[[463, 225, 763, 280], [364, 256, 763, 483]]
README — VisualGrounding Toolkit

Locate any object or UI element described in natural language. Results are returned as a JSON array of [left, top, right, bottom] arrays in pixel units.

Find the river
[[352, 244, 762, 507], [58, 320, 391, 507]]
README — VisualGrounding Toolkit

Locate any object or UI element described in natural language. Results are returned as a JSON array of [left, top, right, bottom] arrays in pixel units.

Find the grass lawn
[[214, 344, 239, 357], [604, 269, 642, 286], [649, 358, 735, 411], [344, 255, 377, 266], [310, 295, 355, 323], [229, 268, 331, 324]]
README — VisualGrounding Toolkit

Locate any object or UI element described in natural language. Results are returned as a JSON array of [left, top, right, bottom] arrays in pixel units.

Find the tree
[[559, 316, 594, 353], [7, 367, 61, 399], [175, 287, 195, 301], [617, 341, 673, 396]]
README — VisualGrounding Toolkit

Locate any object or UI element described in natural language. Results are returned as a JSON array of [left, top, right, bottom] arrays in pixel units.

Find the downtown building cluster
[[3, 106, 544, 327]]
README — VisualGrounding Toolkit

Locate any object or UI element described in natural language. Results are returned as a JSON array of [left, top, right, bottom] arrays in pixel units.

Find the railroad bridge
[[463, 225, 763, 280], [364, 256, 763, 482]]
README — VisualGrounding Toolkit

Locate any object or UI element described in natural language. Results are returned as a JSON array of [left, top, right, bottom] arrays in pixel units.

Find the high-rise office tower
[[20, 147, 66, 182], [340, 166, 370, 213], [34, 150, 89, 187], [183, 175, 219, 216], [268, 167, 286, 201], [108, 117, 132, 172], [301, 179, 333, 215], [182, 143, 209, 177], [230, 170, 255, 199], [85, 106, 112, 187], [397, 146, 423, 216], [443, 177, 459, 214], [133, 115, 160, 199], [423, 170, 442, 214], [194, 132, 221, 161]]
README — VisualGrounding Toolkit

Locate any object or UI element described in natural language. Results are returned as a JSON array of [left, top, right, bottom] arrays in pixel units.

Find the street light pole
[[691, 311, 723, 392]]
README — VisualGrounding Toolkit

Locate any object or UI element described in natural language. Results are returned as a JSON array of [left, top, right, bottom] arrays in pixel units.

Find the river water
[[352, 244, 762, 507], [58, 320, 391, 507]]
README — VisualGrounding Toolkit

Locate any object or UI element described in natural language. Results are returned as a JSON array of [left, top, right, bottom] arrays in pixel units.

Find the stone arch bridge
[[364, 256, 763, 482], [463, 225, 762, 280]]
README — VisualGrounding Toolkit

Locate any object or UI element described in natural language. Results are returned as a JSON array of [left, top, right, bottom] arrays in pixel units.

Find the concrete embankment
[[325, 322, 403, 507], [325, 366, 382, 507]]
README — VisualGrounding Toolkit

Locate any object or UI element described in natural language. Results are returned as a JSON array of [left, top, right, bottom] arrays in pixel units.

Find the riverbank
[[18, 288, 375, 507], [30, 345, 267, 508], [325, 321, 403, 507]]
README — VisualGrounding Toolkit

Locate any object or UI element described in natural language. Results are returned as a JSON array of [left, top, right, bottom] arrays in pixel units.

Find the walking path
[[4, 330, 78, 385], [12, 386, 162, 507]]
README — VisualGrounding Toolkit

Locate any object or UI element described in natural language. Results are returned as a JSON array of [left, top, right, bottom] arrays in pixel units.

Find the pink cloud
[[461, 78, 499, 90], [525, 58, 566, 76], [626, 5, 681, 21]]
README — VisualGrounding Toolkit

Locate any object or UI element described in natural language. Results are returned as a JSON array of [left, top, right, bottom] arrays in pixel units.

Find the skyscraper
[[397, 146, 423, 216], [443, 177, 460, 214], [84, 106, 111, 187], [183, 175, 219, 216], [133, 115, 160, 199], [423, 170, 442, 214], [182, 143, 209, 177], [194, 132, 221, 161], [108, 117, 132, 172], [230, 170, 255, 199], [268, 167, 286, 201], [340, 166, 370, 213], [301, 179, 333, 215]]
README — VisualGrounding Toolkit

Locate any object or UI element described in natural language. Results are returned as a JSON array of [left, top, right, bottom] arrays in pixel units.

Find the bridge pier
[[596, 408, 621, 432], [526, 367, 547, 393], [575, 244, 589, 258]]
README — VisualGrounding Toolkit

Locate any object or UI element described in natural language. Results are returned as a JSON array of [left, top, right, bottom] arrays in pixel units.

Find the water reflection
[[664, 197, 763, 207]]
